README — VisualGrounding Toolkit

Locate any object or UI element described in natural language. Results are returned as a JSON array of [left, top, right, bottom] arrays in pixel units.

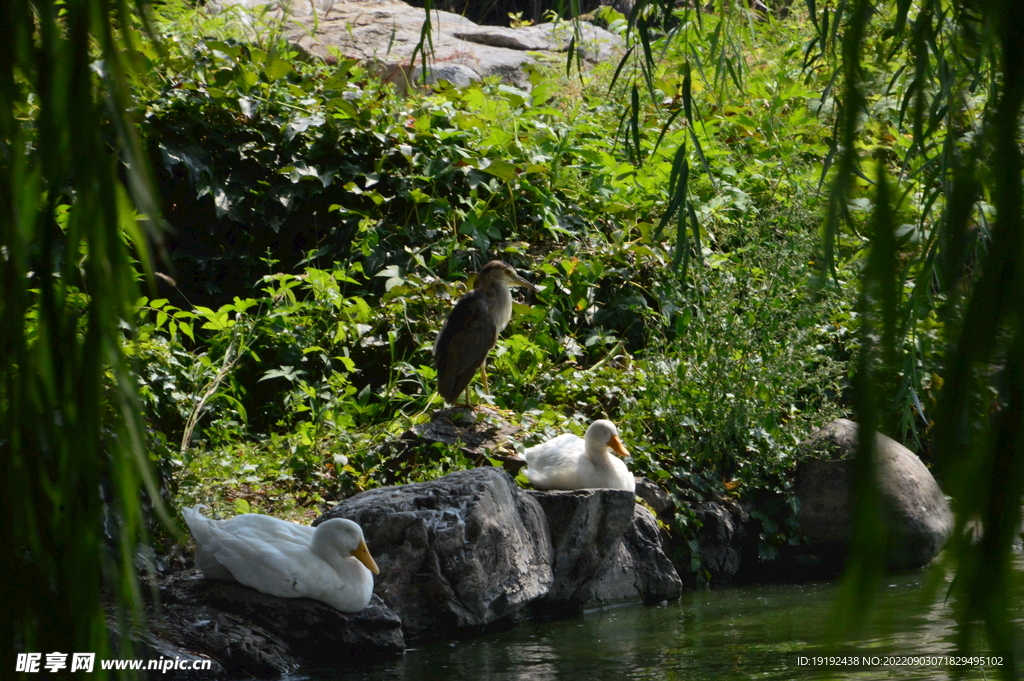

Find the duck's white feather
[[524, 420, 635, 492], [183, 506, 377, 613]]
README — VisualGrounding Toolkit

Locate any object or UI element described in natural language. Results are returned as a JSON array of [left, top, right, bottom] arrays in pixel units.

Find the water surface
[[301, 561, 1021, 681]]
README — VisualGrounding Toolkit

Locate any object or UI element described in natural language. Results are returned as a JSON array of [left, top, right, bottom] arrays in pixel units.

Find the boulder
[[794, 418, 953, 570], [527, 488, 681, 611], [526, 488, 636, 603], [575, 504, 683, 609], [207, 0, 623, 88], [693, 501, 744, 580], [317, 467, 553, 639], [634, 476, 674, 518]]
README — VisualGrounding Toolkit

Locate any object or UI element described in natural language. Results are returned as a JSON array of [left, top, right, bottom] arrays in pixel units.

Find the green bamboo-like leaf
[[409, 0, 436, 76], [652, 106, 684, 157], [681, 60, 692, 123], [654, 142, 689, 245], [566, 35, 576, 78], [630, 84, 642, 164], [607, 45, 636, 95]]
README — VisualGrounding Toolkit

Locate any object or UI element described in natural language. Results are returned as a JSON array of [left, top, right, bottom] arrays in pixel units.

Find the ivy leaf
[[478, 158, 518, 181], [284, 114, 325, 143], [263, 53, 294, 81]]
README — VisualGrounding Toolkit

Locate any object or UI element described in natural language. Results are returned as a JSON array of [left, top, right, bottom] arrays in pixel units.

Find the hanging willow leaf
[[804, 0, 1024, 672], [1, 0, 164, 672]]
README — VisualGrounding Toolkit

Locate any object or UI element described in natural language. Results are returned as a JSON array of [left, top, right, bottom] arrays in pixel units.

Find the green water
[[305, 563, 1021, 681]]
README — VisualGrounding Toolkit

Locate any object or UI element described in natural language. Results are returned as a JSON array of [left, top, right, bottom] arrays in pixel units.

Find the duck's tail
[[182, 505, 215, 546]]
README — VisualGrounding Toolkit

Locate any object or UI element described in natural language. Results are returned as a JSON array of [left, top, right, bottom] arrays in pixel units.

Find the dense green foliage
[[127, 3, 858, 567], [756, 0, 1021, 667], [7, 0, 1021, 674]]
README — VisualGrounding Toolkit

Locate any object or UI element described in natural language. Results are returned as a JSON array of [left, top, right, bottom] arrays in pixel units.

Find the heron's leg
[[480, 361, 490, 395], [463, 384, 472, 407]]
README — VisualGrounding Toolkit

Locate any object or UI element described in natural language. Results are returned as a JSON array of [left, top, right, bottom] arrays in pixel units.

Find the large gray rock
[[527, 488, 636, 602], [317, 467, 553, 639], [795, 418, 953, 570], [527, 489, 681, 611], [113, 614, 231, 681], [575, 504, 683, 609], [693, 501, 744, 580], [165, 607, 295, 678], [207, 0, 622, 88]]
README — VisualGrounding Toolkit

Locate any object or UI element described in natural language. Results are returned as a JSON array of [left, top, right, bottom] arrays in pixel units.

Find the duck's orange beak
[[608, 434, 630, 458], [351, 539, 380, 575]]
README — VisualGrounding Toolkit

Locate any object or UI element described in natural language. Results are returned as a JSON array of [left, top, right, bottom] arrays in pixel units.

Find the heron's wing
[[434, 291, 498, 402]]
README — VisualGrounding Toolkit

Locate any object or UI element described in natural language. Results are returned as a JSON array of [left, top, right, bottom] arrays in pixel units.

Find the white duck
[[182, 506, 379, 613], [523, 419, 636, 493]]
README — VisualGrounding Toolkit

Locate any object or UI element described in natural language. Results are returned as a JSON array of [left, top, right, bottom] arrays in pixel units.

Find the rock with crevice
[[576, 504, 683, 609], [527, 488, 681, 612], [317, 467, 553, 640], [208, 0, 623, 88], [794, 418, 953, 570], [635, 476, 674, 517], [527, 488, 636, 603], [694, 501, 743, 580]]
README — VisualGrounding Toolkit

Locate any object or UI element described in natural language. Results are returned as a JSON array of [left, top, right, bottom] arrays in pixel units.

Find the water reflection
[[300, 560, 1021, 681]]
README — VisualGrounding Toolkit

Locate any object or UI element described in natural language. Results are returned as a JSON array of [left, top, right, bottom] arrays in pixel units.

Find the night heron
[[433, 260, 538, 405]]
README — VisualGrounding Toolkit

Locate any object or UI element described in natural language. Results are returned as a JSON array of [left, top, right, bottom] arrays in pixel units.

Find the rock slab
[[194, 583, 405, 662], [155, 568, 404, 676], [317, 467, 553, 639], [209, 0, 622, 87], [795, 418, 953, 570]]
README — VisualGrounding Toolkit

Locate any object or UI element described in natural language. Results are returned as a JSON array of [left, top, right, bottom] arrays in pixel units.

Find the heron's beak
[[351, 539, 380, 575], [510, 273, 539, 292], [608, 434, 630, 458]]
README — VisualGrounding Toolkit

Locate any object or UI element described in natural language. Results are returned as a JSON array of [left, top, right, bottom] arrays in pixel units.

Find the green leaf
[[479, 158, 518, 181], [263, 53, 294, 81]]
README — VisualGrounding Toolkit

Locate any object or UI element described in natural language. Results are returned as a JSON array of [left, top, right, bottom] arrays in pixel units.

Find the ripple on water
[[301, 558, 1023, 681]]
